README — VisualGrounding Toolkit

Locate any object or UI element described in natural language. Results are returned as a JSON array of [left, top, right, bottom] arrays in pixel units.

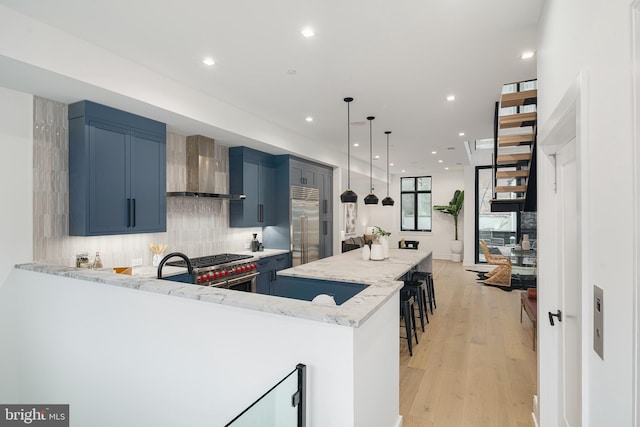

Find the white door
[[554, 138, 581, 426]]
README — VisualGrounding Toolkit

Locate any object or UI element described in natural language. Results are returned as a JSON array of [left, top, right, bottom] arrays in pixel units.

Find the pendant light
[[382, 131, 395, 206], [364, 116, 379, 205], [340, 97, 358, 203]]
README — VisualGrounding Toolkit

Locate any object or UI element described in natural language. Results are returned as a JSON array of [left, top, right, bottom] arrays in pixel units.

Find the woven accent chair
[[480, 240, 512, 287]]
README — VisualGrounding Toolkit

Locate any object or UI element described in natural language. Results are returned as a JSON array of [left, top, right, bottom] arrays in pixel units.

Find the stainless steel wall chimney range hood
[[166, 135, 246, 200]]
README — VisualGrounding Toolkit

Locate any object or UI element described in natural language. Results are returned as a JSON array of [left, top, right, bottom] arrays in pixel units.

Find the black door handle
[[548, 310, 562, 326]]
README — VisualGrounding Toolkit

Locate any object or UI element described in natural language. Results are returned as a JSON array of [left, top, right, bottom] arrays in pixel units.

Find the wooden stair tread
[[495, 185, 527, 193], [499, 112, 537, 129], [498, 134, 535, 147], [497, 153, 532, 164], [490, 197, 526, 204], [496, 170, 529, 178], [500, 89, 538, 108]]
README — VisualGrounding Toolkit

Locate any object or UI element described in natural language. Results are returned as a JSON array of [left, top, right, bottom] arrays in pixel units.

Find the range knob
[[224, 270, 229, 277], [206, 274, 212, 281], [213, 272, 220, 279], [199, 275, 206, 283]]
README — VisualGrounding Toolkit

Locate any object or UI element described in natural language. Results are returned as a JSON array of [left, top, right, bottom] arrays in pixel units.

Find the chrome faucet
[[157, 252, 193, 279]]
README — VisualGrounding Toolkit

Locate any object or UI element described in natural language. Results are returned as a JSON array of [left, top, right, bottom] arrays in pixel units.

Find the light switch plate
[[594, 284, 604, 360]]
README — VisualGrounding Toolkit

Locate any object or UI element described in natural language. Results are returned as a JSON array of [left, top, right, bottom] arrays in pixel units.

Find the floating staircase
[[490, 79, 537, 212]]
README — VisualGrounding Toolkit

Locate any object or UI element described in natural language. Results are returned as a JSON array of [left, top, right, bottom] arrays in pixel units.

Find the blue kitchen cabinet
[[256, 253, 291, 295], [68, 101, 166, 236], [229, 147, 276, 227]]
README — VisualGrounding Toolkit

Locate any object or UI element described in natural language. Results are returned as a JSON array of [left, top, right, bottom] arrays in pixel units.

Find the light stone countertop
[[15, 248, 430, 328]]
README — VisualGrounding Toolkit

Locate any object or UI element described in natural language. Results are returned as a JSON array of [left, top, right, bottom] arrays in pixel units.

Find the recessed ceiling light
[[401, 169, 406, 173], [431, 151, 437, 154], [446, 95, 456, 101], [445, 167, 449, 170], [458, 132, 465, 136], [202, 57, 215, 66], [301, 28, 315, 38], [521, 51, 535, 60], [438, 160, 443, 163], [374, 155, 380, 160], [305, 117, 313, 122], [353, 143, 359, 147], [447, 146, 456, 150], [389, 163, 394, 166]]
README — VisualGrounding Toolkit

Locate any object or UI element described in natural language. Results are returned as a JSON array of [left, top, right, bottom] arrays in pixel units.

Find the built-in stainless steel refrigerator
[[290, 185, 320, 266]]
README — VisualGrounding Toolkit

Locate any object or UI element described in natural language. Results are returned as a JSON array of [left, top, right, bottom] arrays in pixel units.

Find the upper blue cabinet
[[229, 147, 276, 227], [68, 101, 166, 236]]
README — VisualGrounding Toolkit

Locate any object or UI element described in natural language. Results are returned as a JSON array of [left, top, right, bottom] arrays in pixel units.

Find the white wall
[[0, 87, 32, 284], [537, 1, 635, 425], [0, 269, 400, 427], [338, 168, 464, 260]]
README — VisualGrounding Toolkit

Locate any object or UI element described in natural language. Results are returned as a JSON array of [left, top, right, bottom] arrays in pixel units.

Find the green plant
[[433, 190, 464, 240], [373, 226, 391, 237]]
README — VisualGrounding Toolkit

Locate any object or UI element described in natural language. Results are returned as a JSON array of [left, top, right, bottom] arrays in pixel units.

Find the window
[[401, 176, 432, 231]]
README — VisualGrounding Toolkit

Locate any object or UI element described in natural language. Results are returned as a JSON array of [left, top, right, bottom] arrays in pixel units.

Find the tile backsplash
[[33, 97, 261, 268]]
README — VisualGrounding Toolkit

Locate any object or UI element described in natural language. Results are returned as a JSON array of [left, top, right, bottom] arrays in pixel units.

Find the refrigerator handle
[[301, 215, 308, 264], [323, 200, 328, 214], [323, 220, 327, 235]]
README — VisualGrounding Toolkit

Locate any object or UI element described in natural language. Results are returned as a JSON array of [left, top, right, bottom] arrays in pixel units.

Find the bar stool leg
[[429, 273, 437, 309], [402, 300, 413, 356]]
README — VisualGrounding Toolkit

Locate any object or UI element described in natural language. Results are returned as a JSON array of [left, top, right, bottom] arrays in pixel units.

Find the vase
[[522, 234, 530, 251], [380, 235, 390, 259], [370, 244, 384, 260], [450, 240, 463, 262], [361, 245, 371, 261]]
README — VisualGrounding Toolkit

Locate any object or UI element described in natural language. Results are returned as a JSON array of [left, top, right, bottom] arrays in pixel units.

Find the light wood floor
[[400, 260, 537, 427]]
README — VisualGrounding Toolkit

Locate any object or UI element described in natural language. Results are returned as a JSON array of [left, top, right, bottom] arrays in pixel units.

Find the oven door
[[226, 272, 258, 293]]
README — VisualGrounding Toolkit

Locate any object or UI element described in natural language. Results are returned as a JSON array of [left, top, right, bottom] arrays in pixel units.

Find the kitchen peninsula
[[3, 248, 432, 427]]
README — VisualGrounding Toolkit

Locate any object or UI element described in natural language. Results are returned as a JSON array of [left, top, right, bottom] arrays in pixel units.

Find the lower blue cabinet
[[256, 253, 291, 295]]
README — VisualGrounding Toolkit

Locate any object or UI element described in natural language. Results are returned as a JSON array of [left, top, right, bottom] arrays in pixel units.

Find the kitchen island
[[3, 248, 431, 427]]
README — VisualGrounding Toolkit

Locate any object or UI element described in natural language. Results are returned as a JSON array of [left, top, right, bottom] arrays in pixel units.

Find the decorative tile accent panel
[[33, 97, 261, 268]]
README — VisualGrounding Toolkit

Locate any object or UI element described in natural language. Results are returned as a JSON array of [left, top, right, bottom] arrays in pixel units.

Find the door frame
[[631, 2, 640, 424], [537, 70, 590, 426]]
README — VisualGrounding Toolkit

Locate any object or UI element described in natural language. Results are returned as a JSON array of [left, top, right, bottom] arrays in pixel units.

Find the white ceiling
[[0, 0, 542, 175]]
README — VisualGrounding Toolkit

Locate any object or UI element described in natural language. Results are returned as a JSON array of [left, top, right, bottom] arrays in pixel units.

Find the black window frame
[[400, 176, 432, 232]]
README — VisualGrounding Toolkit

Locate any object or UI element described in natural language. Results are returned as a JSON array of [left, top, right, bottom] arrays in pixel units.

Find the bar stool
[[400, 290, 419, 356], [412, 271, 436, 313], [402, 279, 429, 331]]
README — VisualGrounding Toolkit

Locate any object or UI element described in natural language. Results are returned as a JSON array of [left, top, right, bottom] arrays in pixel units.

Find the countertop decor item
[[373, 226, 391, 259], [340, 97, 358, 203], [150, 243, 167, 267]]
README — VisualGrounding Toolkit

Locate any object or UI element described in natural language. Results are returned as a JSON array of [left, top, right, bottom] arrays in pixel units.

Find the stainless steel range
[[160, 253, 259, 292]]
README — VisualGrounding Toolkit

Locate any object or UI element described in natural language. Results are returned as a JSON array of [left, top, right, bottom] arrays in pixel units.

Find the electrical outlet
[[132, 258, 143, 267]]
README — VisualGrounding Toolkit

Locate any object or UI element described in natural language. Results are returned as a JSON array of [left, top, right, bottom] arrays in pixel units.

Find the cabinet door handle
[[258, 204, 264, 223], [323, 200, 328, 214], [132, 198, 136, 228], [127, 198, 131, 227]]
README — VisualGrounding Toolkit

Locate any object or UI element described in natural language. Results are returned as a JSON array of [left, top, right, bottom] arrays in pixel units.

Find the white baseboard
[[531, 395, 540, 427]]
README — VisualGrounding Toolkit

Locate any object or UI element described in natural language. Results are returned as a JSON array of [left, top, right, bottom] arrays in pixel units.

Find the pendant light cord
[[347, 100, 351, 189], [386, 132, 390, 196], [368, 116, 374, 192]]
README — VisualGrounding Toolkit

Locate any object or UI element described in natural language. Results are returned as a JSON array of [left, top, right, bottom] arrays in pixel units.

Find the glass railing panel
[[226, 364, 305, 427]]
